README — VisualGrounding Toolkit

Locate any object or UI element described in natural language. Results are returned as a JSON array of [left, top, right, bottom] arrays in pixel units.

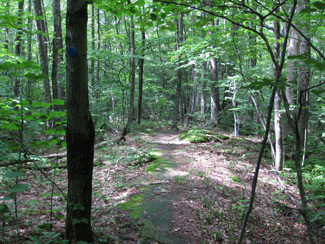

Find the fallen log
[[0, 139, 115, 167]]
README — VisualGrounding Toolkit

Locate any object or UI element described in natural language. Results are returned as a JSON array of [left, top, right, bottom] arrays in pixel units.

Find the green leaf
[[300, 7, 317, 14], [32, 101, 42, 108], [232, 176, 239, 182], [4, 170, 25, 178], [0, 204, 10, 214], [287, 54, 306, 60], [2, 193, 15, 201], [311, 89, 325, 96], [314, 2, 325, 10], [32, 101, 52, 108], [135, 0, 145, 6], [52, 99, 64, 105], [72, 218, 88, 225], [9, 184, 29, 193], [24, 73, 37, 79], [150, 13, 157, 20]]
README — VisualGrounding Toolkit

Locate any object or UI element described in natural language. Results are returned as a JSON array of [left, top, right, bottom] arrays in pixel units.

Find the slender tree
[[210, 57, 220, 125], [171, 12, 184, 130], [13, 0, 24, 97], [127, 14, 136, 128], [273, 14, 283, 171], [297, 0, 311, 166], [33, 0, 51, 103], [137, 14, 146, 125], [52, 0, 64, 109]]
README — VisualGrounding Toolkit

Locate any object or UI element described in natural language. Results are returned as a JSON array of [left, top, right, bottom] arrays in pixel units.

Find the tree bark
[[91, 5, 95, 87], [297, 0, 310, 166], [33, 0, 51, 103], [286, 28, 299, 106], [52, 0, 64, 110], [13, 0, 24, 97], [137, 20, 145, 125], [171, 13, 183, 130], [126, 14, 136, 129], [65, 0, 95, 242], [26, 0, 33, 98], [273, 17, 283, 171], [200, 61, 206, 119], [96, 9, 100, 90], [5, 2, 10, 51], [210, 57, 220, 124]]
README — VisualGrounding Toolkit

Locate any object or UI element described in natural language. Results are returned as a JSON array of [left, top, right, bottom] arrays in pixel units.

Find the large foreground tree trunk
[[65, 0, 95, 242]]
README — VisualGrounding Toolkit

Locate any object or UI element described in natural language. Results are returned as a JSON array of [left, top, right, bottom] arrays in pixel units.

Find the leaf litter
[[0, 128, 323, 243]]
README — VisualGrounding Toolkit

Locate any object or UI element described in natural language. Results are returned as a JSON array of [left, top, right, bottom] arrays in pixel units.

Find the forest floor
[[1, 128, 324, 243]]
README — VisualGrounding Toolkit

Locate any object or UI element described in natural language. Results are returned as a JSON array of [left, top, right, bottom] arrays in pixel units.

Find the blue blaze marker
[[68, 47, 77, 57]]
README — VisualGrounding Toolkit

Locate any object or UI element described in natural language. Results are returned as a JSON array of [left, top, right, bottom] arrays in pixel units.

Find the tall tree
[[26, 0, 33, 97], [52, 0, 64, 109], [13, 0, 24, 97], [137, 14, 146, 125], [273, 13, 283, 171], [210, 57, 221, 125], [297, 0, 311, 166], [171, 12, 184, 130], [65, 0, 95, 242], [33, 0, 51, 103], [127, 14, 136, 128], [200, 61, 207, 119]]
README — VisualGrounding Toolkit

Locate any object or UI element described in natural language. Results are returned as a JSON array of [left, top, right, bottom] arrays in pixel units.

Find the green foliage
[[145, 162, 160, 172], [281, 142, 325, 227], [179, 129, 228, 143], [117, 194, 144, 219]]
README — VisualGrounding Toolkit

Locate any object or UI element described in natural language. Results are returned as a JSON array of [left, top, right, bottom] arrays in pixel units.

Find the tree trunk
[[200, 61, 206, 120], [33, 0, 51, 103], [297, 0, 310, 166], [26, 0, 33, 98], [65, 0, 95, 242], [96, 9, 100, 90], [137, 21, 145, 125], [91, 5, 95, 87], [273, 18, 283, 171], [210, 57, 220, 124], [286, 28, 299, 106], [52, 0, 64, 110], [5, 2, 10, 51], [13, 0, 24, 97], [171, 13, 183, 130], [126, 14, 136, 129]]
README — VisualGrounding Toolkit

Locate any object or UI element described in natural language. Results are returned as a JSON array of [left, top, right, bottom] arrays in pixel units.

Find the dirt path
[[2, 130, 321, 243], [124, 130, 316, 244], [136, 132, 195, 243]]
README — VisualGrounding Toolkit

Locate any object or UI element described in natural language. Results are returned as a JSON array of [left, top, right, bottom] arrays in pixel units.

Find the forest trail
[[114, 129, 316, 244], [134, 131, 196, 243]]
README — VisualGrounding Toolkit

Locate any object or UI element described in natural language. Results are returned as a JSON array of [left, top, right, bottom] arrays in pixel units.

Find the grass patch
[[146, 162, 160, 172], [118, 194, 144, 219], [179, 129, 228, 143]]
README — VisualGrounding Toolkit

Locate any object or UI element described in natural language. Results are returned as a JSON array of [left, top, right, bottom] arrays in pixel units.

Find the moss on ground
[[118, 194, 144, 219], [179, 129, 229, 143], [146, 162, 160, 172]]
